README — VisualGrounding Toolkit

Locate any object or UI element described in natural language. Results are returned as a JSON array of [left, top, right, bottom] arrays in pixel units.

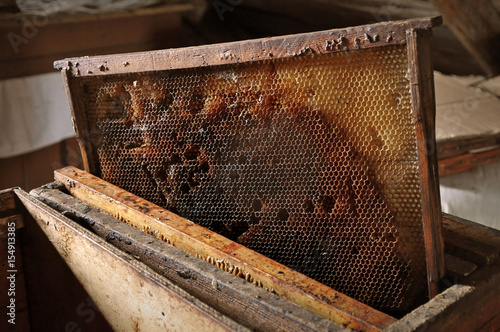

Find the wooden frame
[[54, 16, 445, 322]]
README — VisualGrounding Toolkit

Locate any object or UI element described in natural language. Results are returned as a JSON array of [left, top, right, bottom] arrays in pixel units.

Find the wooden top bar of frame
[[54, 16, 442, 77]]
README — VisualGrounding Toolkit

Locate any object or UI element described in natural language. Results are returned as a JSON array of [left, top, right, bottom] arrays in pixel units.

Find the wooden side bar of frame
[[406, 28, 445, 298]]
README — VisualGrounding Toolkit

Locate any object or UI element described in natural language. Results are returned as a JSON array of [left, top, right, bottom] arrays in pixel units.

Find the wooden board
[[30, 184, 345, 332], [440, 214, 500, 283], [19, 198, 112, 331], [0, 189, 30, 332], [16, 188, 246, 332], [442, 213, 500, 245], [0, 189, 19, 217]]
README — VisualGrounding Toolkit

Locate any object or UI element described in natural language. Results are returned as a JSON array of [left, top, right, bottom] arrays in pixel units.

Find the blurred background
[[1, 0, 499, 228]]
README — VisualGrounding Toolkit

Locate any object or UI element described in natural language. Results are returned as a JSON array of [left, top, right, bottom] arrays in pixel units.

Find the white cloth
[[0, 72, 74, 158], [440, 159, 500, 230], [434, 72, 500, 230]]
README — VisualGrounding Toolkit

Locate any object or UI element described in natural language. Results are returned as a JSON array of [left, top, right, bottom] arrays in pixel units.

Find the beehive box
[[2, 184, 500, 331]]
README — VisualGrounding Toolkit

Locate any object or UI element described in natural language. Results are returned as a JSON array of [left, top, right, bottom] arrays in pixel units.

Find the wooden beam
[[438, 146, 500, 177], [431, 0, 500, 77], [54, 166, 397, 331]]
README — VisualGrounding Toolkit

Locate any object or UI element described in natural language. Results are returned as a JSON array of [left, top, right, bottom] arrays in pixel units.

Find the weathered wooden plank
[[438, 147, 500, 177], [442, 213, 500, 256], [436, 133, 500, 160], [31, 185, 346, 332], [0, 189, 19, 215], [443, 229, 499, 267], [0, 214, 24, 235], [15, 188, 245, 332], [54, 166, 396, 331], [406, 28, 445, 299], [19, 193, 112, 331], [0, 197, 30, 332], [0, 225, 26, 307], [444, 254, 477, 278], [385, 260, 500, 331], [54, 17, 441, 77], [384, 283, 474, 332]]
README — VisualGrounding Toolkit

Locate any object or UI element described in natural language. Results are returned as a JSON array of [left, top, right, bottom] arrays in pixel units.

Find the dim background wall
[[0, 138, 82, 190]]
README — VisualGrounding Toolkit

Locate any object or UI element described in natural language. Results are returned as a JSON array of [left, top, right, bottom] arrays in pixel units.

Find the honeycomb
[[79, 45, 427, 315]]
